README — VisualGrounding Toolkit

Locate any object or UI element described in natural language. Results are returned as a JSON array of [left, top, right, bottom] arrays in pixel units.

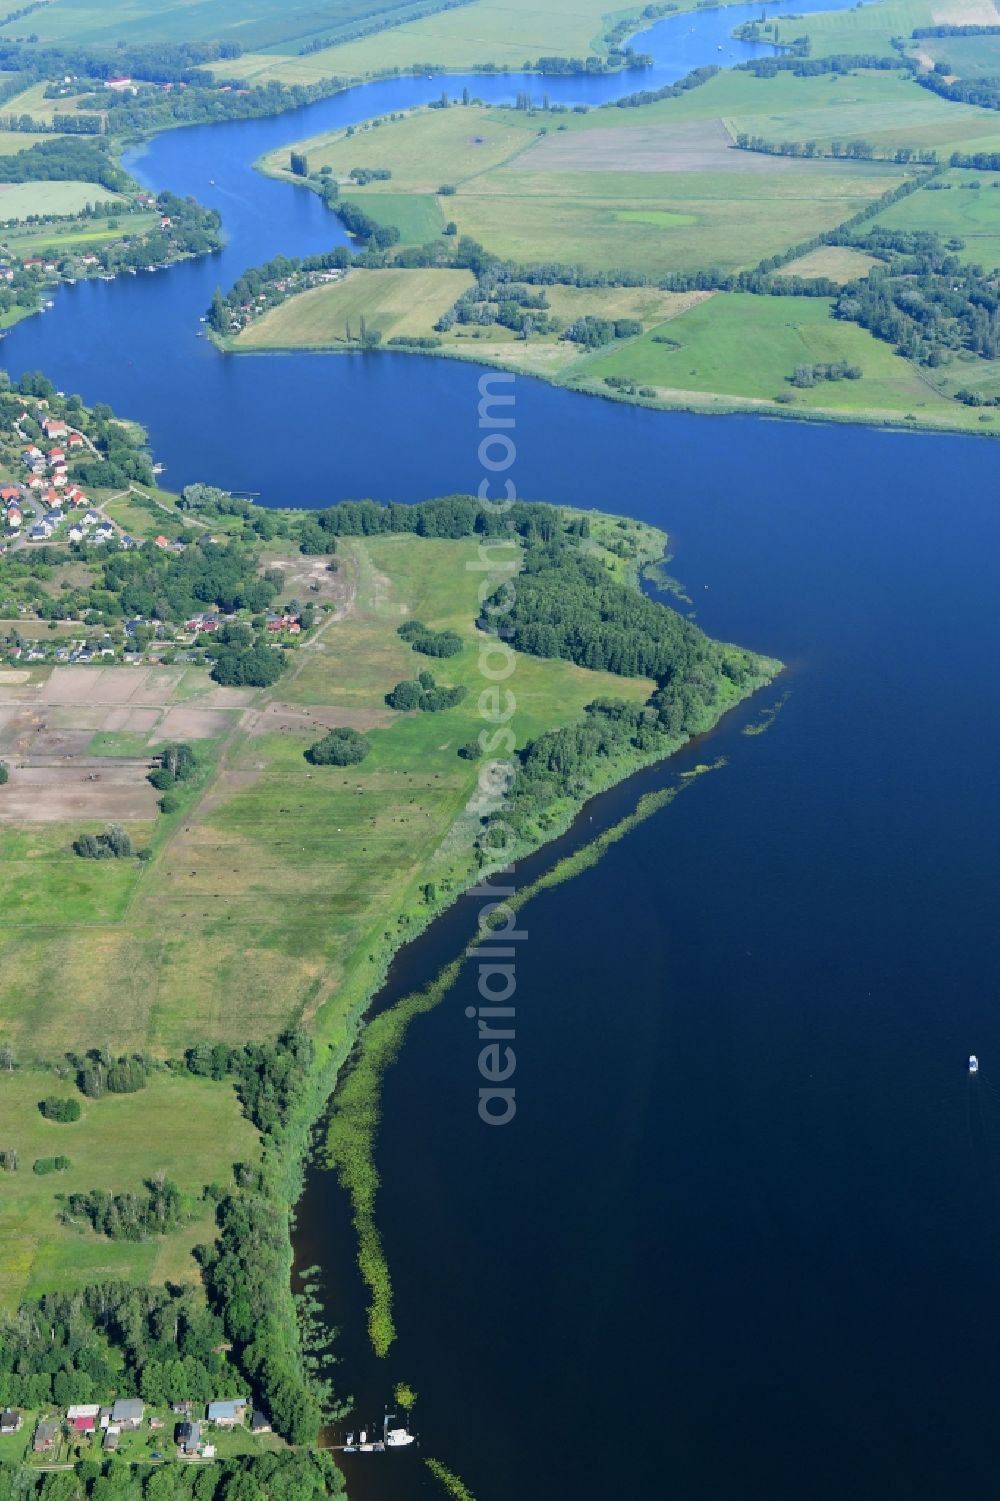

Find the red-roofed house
[[72, 1415, 96, 1434], [1, 486, 20, 502], [42, 419, 68, 440], [47, 448, 65, 463], [153, 535, 170, 549], [68, 432, 84, 448]]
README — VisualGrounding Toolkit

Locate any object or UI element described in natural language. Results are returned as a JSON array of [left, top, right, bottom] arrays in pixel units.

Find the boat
[[970, 1054, 979, 1073], [358, 1430, 367, 1445], [385, 1427, 416, 1448], [343, 1432, 356, 1452]]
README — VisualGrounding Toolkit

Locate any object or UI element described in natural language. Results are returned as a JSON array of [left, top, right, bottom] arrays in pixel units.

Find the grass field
[[2, 82, 101, 128], [781, 245, 881, 280], [234, 267, 474, 347], [0, 181, 125, 220], [577, 290, 987, 426], [0, 531, 659, 1065], [0, 0, 453, 52], [265, 101, 915, 275], [916, 31, 1000, 76], [343, 189, 445, 242], [207, 0, 657, 82], [0, 1069, 259, 1309], [0, 211, 159, 257], [870, 168, 1000, 266]]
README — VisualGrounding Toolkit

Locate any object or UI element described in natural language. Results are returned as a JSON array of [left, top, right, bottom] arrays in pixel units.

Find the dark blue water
[[5, 5, 996, 1496], [0, 0, 859, 502]]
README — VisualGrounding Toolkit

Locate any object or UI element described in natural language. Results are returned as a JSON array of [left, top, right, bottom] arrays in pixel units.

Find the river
[[6, 6, 1000, 1498]]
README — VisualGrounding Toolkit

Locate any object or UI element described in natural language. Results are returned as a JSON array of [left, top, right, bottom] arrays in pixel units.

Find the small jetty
[[339, 1410, 416, 1454]]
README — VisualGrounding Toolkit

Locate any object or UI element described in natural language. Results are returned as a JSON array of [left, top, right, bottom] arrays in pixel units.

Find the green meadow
[[0, 1070, 259, 1310], [0, 530, 656, 1065], [578, 292, 988, 429]]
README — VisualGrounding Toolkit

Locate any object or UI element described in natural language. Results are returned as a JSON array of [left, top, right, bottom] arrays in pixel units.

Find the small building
[[68, 432, 84, 449], [0, 1409, 22, 1435], [104, 75, 134, 90], [206, 1398, 248, 1427], [0, 485, 20, 502], [71, 1414, 96, 1435], [42, 420, 68, 440], [177, 1420, 201, 1455], [111, 1398, 144, 1429], [250, 1410, 271, 1435], [103, 1428, 119, 1452], [66, 1405, 100, 1422], [33, 1418, 58, 1453], [7, 509, 22, 529]]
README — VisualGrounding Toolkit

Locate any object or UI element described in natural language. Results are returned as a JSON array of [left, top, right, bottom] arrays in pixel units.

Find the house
[[0, 1409, 22, 1435], [22, 445, 42, 464], [83, 510, 100, 526], [153, 534, 170, 549], [44, 508, 64, 525], [71, 1414, 96, 1435], [68, 526, 83, 543], [33, 1418, 58, 1453], [250, 1410, 271, 1435], [47, 447, 65, 463], [99, 1408, 112, 1429], [206, 1398, 248, 1427], [68, 432, 84, 449], [66, 1405, 100, 1423], [111, 1398, 144, 1429], [104, 75, 134, 90], [42, 419, 68, 440], [1, 485, 20, 502], [177, 1420, 201, 1455], [29, 523, 52, 541], [103, 1428, 119, 1452], [7, 509, 22, 529]]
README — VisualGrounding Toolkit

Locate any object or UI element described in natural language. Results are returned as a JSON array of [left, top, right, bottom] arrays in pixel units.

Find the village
[[0, 1396, 281, 1471]]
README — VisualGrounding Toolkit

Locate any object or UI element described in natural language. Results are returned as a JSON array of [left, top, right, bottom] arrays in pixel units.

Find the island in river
[[0, 390, 779, 1496]]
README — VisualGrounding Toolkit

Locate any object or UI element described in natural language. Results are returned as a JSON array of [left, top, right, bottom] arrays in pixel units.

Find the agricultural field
[[267, 100, 913, 275], [0, 1069, 260, 1309], [0, 181, 125, 220], [781, 245, 881, 281], [0, 0, 446, 51], [914, 31, 1000, 76], [1, 81, 100, 127], [0, 534, 655, 1066], [869, 168, 1000, 265], [0, 210, 159, 258], [234, 267, 473, 347], [576, 290, 989, 428], [205, 0, 652, 83], [236, 265, 708, 374]]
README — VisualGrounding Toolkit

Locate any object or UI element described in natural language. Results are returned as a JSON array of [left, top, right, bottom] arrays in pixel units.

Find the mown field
[[577, 291, 993, 428], [266, 100, 918, 275], [0, 180, 124, 219], [0, 210, 159, 257], [0, 1069, 260, 1310], [0, 532, 655, 1064], [235, 267, 474, 347]]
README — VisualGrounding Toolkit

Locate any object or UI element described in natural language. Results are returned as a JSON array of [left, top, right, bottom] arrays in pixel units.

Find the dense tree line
[[833, 228, 1000, 362], [60, 1177, 187, 1241], [562, 314, 642, 346], [912, 21, 1000, 34], [917, 70, 1000, 111], [0, 1280, 239, 1411], [480, 532, 761, 683], [0, 136, 127, 191], [0, 1448, 344, 1498], [608, 62, 718, 108], [100, 540, 276, 621]]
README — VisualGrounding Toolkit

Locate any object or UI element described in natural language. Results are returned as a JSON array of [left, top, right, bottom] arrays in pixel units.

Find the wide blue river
[[6, 5, 1000, 1497]]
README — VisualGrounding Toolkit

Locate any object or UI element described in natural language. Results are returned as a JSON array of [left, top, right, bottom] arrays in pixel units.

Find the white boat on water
[[970, 1055, 979, 1073], [385, 1427, 416, 1448]]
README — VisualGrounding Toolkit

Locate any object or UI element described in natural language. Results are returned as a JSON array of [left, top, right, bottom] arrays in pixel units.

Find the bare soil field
[[251, 701, 395, 736], [0, 763, 158, 822], [0, 666, 247, 822]]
